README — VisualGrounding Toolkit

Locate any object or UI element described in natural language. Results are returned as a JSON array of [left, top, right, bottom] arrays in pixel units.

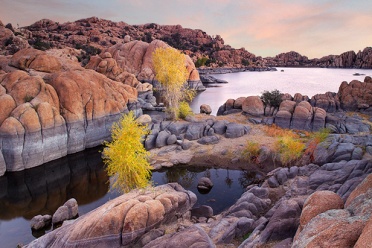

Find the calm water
[[191, 67, 372, 115], [0, 147, 255, 248]]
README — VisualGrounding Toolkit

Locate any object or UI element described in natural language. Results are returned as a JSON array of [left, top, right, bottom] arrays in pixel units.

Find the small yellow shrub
[[264, 124, 299, 139], [178, 101, 194, 119], [242, 141, 260, 163], [103, 111, 152, 193], [304, 128, 331, 162], [275, 136, 305, 165]]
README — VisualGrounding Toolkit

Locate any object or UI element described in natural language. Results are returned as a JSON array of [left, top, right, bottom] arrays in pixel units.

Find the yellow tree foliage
[[153, 47, 189, 119], [103, 112, 152, 193]]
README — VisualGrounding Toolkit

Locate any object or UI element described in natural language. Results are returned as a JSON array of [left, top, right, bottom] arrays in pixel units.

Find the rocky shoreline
[[26, 143, 372, 247]]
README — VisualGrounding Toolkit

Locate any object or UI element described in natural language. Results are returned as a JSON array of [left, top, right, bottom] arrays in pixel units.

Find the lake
[[191, 67, 372, 115]]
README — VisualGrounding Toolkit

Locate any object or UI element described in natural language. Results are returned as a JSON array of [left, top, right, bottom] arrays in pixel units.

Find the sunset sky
[[1, 0, 372, 58]]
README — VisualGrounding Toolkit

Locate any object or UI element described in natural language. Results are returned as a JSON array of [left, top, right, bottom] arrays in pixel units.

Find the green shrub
[[178, 101, 194, 119], [261, 89, 283, 108], [195, 57, 208, 68]]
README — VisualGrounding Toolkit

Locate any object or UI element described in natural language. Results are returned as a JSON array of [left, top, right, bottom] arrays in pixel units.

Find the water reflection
[[0, 147, 109, 221], [0, 147, 263, 247]]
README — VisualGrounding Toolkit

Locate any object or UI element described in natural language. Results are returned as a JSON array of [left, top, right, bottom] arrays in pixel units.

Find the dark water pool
[[0, 146, 261, 247]]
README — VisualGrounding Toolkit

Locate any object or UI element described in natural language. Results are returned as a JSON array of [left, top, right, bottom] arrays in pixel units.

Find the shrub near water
[[178, 101, 194, 119], [103, 112, 152, 193]]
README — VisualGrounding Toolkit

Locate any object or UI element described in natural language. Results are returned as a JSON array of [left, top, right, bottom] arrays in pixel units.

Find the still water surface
[[0, 147, 254, 247], [191, 67, 372, 115]]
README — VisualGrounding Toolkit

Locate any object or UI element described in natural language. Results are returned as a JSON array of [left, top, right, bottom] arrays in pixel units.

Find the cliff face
[[0, 48, 139, 175]]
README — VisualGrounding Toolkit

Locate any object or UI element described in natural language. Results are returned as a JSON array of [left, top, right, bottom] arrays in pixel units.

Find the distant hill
[[1, 17, 371, 68]]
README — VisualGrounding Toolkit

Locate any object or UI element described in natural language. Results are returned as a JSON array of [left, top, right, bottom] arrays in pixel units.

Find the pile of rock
[[30, 198, 78, 231], [217, 76, 372, 133], [144, 118, 250, 150]]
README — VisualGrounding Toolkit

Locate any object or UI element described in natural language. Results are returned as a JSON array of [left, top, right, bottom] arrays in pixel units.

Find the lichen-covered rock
[[292, 209, 365, 248], [26, 183, 196, 248], [299, 191, 344, 230]]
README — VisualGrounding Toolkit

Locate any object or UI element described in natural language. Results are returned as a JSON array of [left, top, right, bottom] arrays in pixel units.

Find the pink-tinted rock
[[345, 174, 372, 207], [26, 183, 196, 248], [354, 215, 372, 248], [242, 96, 264, 116], [293, 209, 364, 248], [299, 191, 344, 230]]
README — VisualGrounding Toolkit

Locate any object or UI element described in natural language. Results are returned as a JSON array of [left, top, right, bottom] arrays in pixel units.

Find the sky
[[1, 0, 372, 58]]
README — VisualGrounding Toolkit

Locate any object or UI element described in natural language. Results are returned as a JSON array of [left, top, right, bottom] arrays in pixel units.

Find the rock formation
[[0, 48, 138, 175], [26, 183, 197, 247], [217, 76, 372, 133], [86, 39, 205, 91]]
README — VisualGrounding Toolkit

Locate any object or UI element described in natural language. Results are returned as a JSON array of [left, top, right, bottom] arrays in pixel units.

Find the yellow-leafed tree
[[103, 111, 152, 193], [153, 47, 189, 120]]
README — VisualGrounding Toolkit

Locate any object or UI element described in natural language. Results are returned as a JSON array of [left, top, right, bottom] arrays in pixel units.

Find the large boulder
[[225, 123, 250, 138], [26, 183, 196, 247], [292, 209, 365, 248], [291, 101, 313, 131], [299, 191, 344, 230], [242, 96, 264, 116], [338, 77, 372, 111]]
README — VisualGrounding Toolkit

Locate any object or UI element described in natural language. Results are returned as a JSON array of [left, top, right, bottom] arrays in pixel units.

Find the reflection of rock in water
[[0, 147, 109, 220], [163, 167, 197, 188]]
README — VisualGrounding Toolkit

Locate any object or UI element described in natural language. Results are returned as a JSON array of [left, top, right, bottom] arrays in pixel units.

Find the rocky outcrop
[[218, 77, 372, 133], [263, 48, 372, 69], [0, 48, 138, 175], [86, 39, 205, 91], [293, 173, 372, 247], [313, 134, 372, 165], [338, 76, 372, 112], [135, 158, 371, 247], [144, 118, 250, 151], [2, 17, 371, 69], [264, 51, 312, 67], [26, 183, 197, 248]]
